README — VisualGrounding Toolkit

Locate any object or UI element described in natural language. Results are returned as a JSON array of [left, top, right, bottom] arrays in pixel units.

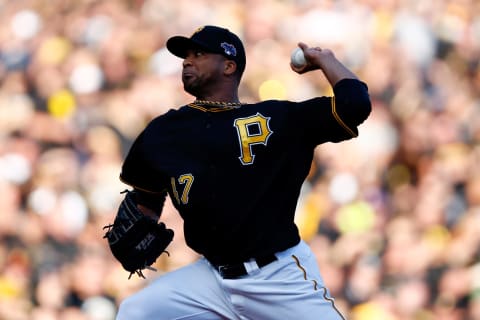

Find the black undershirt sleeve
[[134, 188, 167, 214]]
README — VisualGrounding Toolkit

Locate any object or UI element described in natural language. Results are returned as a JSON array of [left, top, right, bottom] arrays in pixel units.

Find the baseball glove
[[103, 190, 174, 279]]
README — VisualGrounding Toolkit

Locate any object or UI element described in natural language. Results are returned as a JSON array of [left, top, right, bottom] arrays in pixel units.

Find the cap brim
[[166, 36, 217, 59]]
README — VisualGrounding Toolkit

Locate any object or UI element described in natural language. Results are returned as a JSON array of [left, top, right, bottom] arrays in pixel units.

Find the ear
[[224, 60, 237, 76]]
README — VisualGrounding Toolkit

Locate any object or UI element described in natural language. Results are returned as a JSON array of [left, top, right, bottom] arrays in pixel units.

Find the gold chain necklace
[[194, 100, 244, 108]]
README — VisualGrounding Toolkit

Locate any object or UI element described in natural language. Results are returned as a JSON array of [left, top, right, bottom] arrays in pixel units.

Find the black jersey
[[120, 78, 371, 265]]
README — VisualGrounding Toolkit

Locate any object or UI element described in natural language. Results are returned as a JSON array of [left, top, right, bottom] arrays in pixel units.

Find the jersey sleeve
[[332, 78, 371, 132], [293, 78, 371, 145], [120, 125, 169, 193]]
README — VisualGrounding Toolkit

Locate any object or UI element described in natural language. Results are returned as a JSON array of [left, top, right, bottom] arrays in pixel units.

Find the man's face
[[181, 48, 227, 97]]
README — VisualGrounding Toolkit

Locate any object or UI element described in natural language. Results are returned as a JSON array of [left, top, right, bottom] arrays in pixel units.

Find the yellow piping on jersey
[[331, 96, 357, 137], [188, 103, 240, 112], [119, 175, 167, 194]]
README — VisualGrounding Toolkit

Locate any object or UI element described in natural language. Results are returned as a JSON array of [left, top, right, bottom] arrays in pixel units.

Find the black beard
[[183, 77, 207, 98], [183, 82, 200, 97]]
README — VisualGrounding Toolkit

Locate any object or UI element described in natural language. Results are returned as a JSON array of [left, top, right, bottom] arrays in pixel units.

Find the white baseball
[[290, 47, 306, 68]]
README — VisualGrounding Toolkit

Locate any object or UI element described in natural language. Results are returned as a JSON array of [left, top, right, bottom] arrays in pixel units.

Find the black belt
[[212, 254, 277, 279]]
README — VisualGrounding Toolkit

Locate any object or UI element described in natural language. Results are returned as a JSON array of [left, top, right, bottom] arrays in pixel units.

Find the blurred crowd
[[0, 0, 479, 319]]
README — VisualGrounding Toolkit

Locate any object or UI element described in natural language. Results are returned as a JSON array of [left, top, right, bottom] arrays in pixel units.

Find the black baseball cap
[[166, 25, 246, 74]]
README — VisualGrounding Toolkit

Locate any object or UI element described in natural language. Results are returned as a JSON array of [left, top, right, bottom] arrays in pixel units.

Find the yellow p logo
[[234, 113, 273, 165]]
